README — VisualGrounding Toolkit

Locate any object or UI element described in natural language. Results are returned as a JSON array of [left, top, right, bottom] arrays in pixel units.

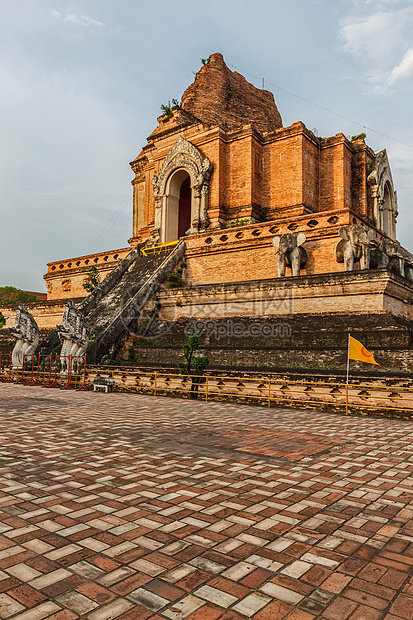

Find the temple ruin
[[2, 52, 413, 371]]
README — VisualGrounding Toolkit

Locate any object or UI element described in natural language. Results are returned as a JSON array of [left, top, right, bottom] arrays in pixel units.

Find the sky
[[1, 0, 413, 292]]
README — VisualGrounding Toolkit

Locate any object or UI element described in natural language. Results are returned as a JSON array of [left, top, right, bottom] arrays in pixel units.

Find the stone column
[[190, 184, 202, 233], [199, 183, 210, 230], [153, 197, 162, 242]]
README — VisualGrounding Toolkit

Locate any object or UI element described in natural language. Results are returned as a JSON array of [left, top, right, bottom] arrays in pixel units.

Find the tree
[[178, 334, 209, 399], [83, 266, 101, 292], [0, 286, 40, 305]]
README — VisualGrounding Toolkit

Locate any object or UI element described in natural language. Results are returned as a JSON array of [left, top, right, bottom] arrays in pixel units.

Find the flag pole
[[346, 333, 350, 416]]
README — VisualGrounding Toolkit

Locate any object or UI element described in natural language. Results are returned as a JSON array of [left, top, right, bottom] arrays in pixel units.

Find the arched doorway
[[161, 169, 192, 242], [178, 176, 191, 238]]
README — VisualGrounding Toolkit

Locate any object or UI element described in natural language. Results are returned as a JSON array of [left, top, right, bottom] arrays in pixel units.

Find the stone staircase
[[86, 241, 186, 363], [39, 241, 186, 364]]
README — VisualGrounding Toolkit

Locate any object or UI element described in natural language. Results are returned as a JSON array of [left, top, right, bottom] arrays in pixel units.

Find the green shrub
[[227, 217, 249, 228], [351, 133, 366, 141], [178, 334, 209, 400], [167, 269, 186, 288], [160, 99, 179, 118], [83, 266, 101, 292]]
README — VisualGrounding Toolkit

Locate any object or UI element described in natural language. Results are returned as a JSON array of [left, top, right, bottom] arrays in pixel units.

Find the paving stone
[[3, 385, 413, 619], [7, 584, 47, 608], [0, 592, 26, 618], [9, 602, 62, 619], [126, 586, 168, 611], [56, 590, 99, 614], [281, 560, 313, 578], [388, 593, 413, 619], [193, 584, 238, 608], [5, 563, 42, 581], [162, 594, 205, 619], [86, 598, 135, 620], [260, 581, 304, 604], [28, 568, 72, 590], [231, 591, 272, 616]]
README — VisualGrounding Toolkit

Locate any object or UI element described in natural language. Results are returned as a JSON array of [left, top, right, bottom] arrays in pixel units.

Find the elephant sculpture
[[335, 225, 375, 271], [369, 238, 413, 282], [272, 232, 307, 277]]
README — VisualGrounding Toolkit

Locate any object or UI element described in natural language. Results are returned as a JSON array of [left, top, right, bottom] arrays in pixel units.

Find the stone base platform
[[116, 269, 413, 372], [158, 269, 413, 322]]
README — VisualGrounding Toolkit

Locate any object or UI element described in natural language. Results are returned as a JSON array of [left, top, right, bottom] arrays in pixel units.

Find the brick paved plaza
[[1, 385, 413, 619]]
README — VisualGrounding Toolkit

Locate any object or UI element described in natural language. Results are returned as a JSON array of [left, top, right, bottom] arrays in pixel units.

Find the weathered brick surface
[[179, 52, 283, 135]]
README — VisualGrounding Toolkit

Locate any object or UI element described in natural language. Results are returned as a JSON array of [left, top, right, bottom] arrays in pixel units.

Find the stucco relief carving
[[151, 136, 212, 240], [367, 150, 398, 239], [11, 304, 40, 367]]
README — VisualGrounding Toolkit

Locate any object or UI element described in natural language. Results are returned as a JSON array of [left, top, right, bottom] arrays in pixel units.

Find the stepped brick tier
[[4, 52, 411, 368]]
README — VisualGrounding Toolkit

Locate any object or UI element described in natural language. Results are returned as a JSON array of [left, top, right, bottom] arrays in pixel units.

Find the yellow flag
[[348, 336, 379, 365]]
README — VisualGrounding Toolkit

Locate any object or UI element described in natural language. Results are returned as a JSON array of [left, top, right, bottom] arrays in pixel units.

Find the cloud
[[387, 46, 413, 85], [51, 10, 105, 28], [339, 4, 413, 89]]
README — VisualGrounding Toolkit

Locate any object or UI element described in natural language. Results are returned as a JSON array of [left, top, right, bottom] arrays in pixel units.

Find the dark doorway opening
[[178, 177, 191, 238]]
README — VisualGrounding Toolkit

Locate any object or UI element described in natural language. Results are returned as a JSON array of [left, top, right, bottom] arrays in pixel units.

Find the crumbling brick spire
[[180, 52, 283, 135]]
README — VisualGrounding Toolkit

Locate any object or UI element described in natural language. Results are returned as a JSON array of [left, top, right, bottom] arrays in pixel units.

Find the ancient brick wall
[[158, 268, 413, 322], [182, 212, 354, 286], [44, 247, 130, 300], [319, 135, 353, 212], [124, 344, 413, 373]]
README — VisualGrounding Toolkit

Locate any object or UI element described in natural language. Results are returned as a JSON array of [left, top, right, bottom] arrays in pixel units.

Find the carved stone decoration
[[151, 136, 212, 241], [367, 150, 398, 240], [335, 225, 375, 271], [370, 238, 413, 282], [131, 155, 148, 180], [57, 300, 90, 372], [272, 232, 307, 277], [11, 304, 40, 367]]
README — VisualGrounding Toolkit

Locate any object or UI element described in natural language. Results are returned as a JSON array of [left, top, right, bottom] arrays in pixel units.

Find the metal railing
[[0, 354, 88, 390], [140, 240, 179, 257]]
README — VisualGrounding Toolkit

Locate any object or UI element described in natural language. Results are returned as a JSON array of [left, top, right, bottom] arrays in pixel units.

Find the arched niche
[[151, 136, 212, 242], [367, 149, 398, 239]]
